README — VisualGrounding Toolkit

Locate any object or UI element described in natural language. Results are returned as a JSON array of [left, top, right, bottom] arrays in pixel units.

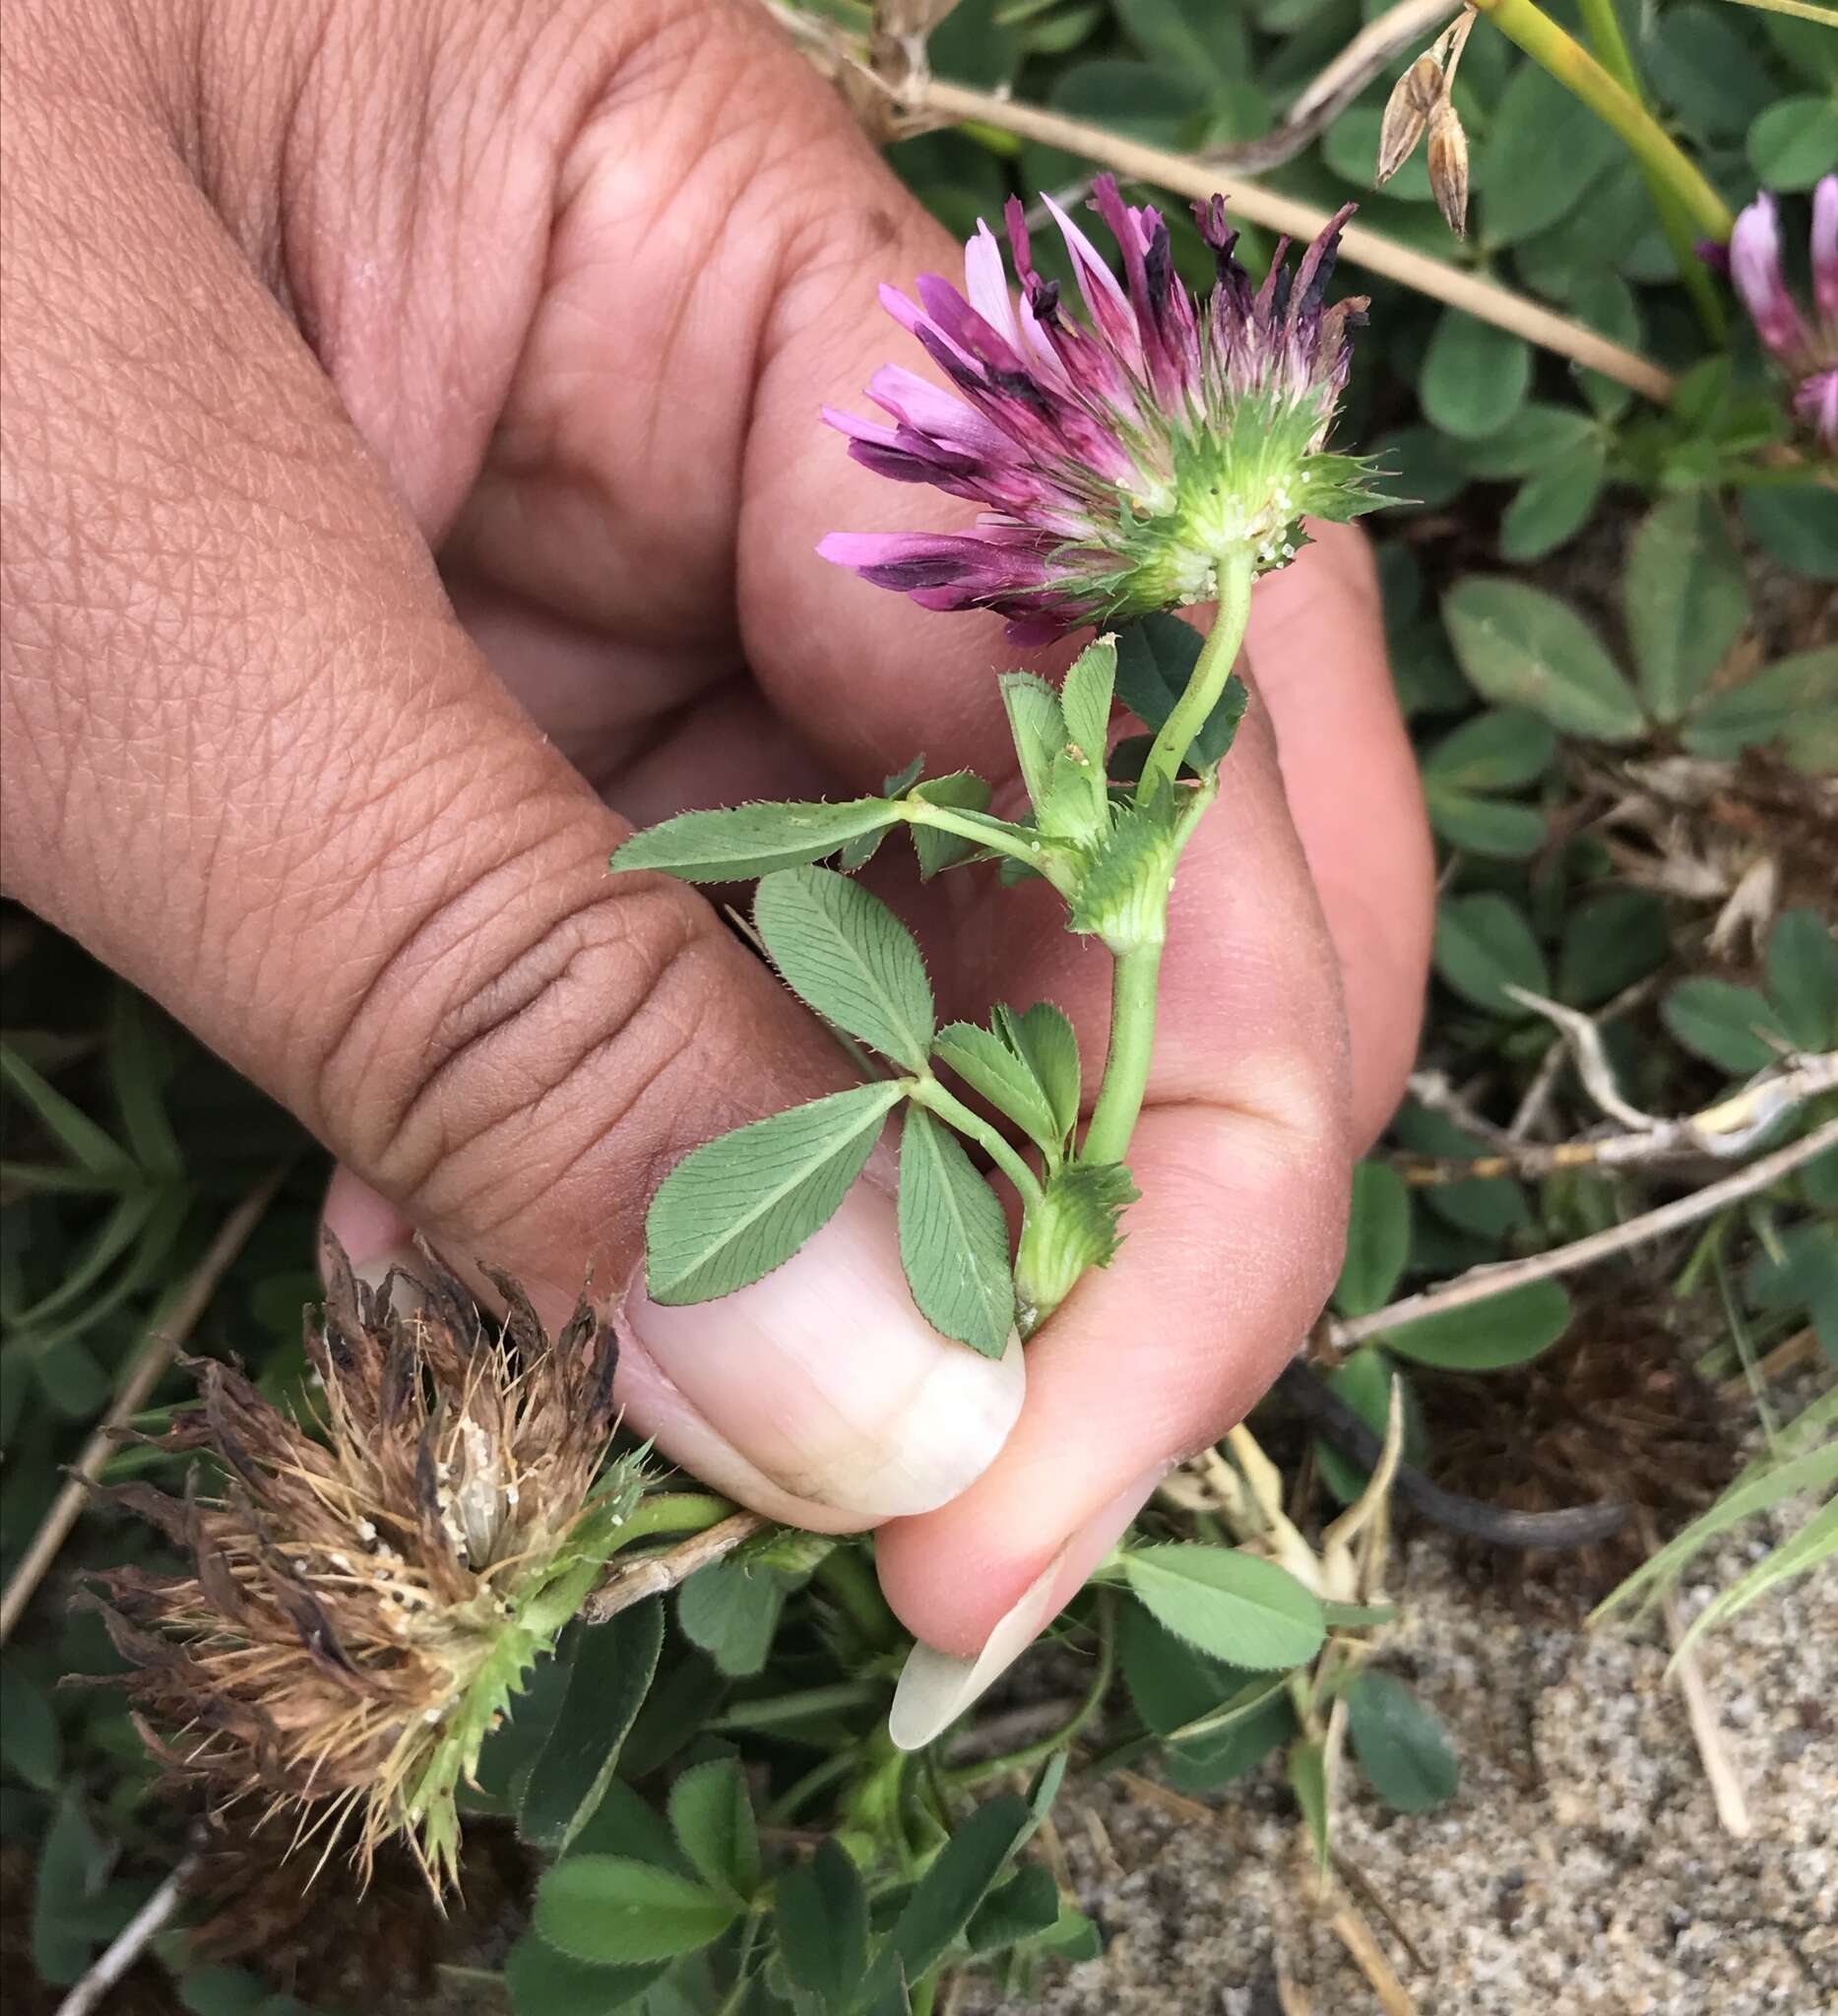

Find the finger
[[1243, 522, 1432, 1144], [1, 56, 1018, 1530]]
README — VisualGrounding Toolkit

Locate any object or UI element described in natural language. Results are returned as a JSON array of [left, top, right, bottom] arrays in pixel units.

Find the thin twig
[[579, 1510, 771, 1622], [1332, 1854, 1430, 1977], [1033, 0, 1461, 208], [0, 1165, 289, 1646], [1332, 1115, 1838, 1351], [770, 0, 1682, 404], [54, 1854, 198, 2016], [1662, 1587, 1752, 1838], [1397, 1048, 1838, 1183], [1718, 1326, 1819, 1408], [1328, 1899, 1418, 2016]]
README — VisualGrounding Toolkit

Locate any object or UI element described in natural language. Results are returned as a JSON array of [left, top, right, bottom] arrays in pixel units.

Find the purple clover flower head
[[1727, 176, 1838, 452], [818, 176, 1379, 643]]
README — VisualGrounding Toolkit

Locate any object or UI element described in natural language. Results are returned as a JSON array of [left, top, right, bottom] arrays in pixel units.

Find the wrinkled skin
[[1, 0, 1432, 1655]]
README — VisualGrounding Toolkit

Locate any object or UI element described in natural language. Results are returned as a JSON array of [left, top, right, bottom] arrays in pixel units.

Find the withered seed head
[[1426, 97, 1471, 240], [1377, 54, 1445, 186], [82, 1239, 642, 1896]]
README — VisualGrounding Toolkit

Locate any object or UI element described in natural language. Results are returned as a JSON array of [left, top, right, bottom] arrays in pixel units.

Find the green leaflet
[[667, 1755, 761, 1906], [646, 1081, 903, 1303], [1121, 1544, 1325, 1670], [932, 1021, 1063, 1161], [532, 1858, 738, 1968], [897, 1106, 1016, 1357], [755, 867, 935, 1072], [516, 1600, 664, 1855], [1345, 1670, 1459, 1813], [612, 798, 896, 881]]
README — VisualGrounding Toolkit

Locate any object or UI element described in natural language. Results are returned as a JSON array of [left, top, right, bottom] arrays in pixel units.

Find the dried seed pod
[[1377, 54, 1445, 186], [1427, 95, 1472, 240], [82, 1240, 644, 1895]]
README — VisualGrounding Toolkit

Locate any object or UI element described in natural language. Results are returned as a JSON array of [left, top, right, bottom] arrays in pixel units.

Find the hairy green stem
[[1080, 561, 1254, 1172], [602, 1491, 736, 1552], [900, 800, 1078, 897], [910, 1073, 1046, 1210], [1470, 0, 1733, 242], [1080, 941, 1166, 1168], [813, 1544, 902, 1654], [943, 1593, 1117, 1791], [1135, 549, 1255, 802], [1573, 0, 1726, 340]]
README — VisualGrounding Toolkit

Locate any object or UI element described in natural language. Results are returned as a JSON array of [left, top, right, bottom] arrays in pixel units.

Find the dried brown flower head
[[83, 1242, 642, 1894]]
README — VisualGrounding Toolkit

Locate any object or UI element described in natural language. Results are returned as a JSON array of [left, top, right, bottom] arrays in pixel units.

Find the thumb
[[1, 81, 1019, 1531]]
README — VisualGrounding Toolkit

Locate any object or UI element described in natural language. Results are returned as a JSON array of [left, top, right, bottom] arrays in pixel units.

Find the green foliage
[[518, 1602, 665, 1855], [1345, 1670, 1460, 1813], [1442, 580, 1644, 743], [1119, 1544, 1327, 1670], [10, 10, 1837, 2012], [755, 869, 935, 1074], [898, 1105, 1017, 1355], [1381, 1280, 1573, 1372], [644, 1081, 905, 1303], [534, 1858, 742, 1967], [611, 799, 897, 881]]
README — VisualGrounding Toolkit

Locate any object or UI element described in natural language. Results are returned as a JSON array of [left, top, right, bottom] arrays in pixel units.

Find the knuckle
[[314, 838, 737, 1235]]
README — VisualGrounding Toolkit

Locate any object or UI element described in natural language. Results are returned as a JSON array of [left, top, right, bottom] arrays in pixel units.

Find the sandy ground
[[966, 1519, 1837, 2016]]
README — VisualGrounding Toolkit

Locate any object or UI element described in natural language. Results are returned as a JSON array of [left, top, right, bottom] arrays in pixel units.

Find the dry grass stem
[[0, 1163, 289, 1646], [766, 0, 1676, 399], [1334, 1114, 1838, 1349], [1661, 1587, 1753, 1838], [579, 1510, 771, 1622]]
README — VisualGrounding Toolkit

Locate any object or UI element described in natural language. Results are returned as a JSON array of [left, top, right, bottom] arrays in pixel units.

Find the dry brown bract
[[78, 1242, 642, 1894]]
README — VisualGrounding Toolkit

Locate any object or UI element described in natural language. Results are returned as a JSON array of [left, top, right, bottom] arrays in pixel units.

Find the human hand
[[0, 0, 1431, 1706]]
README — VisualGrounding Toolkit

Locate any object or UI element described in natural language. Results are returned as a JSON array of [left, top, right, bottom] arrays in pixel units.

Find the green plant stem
[[602, 1491, 736, 1553], [1076, 560, 1255, 1171], [943, 1593, 1117, 1791], [1080, 942, 1166, 1167], [765, 1747, 861, 1825], [910, 1073, 1046, 1210], [707, 1679, 883, 1732], [1572, 0, 1726, 341], [1469, 0, 1733, 242], [900, 801, 1078, 897], [813, 1543, 902, 1654], [1135, 549, 1254, 802]]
